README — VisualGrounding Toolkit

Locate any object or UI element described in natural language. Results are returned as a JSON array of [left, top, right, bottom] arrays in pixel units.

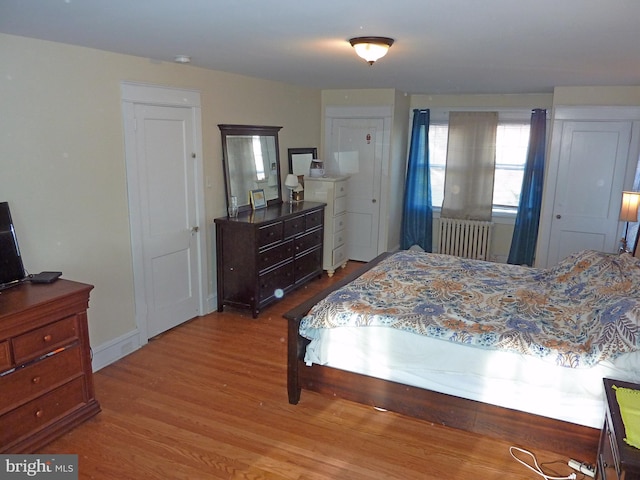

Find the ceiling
[[1, 0, 640, 95]]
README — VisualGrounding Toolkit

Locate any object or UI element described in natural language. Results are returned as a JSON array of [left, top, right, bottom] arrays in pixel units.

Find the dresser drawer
[[0, 345, 83, 414], [258, 262, 294, 302], [305, 209, 323, 230], [332, 244, 347, 266], [0, 377, 86, 449], [295, 248, 322, 282], [335, 180, 348, 198], [284, 215, 305, 238], [333, 213, 346, 233], [12, 316, 79, 365], [295, 229, 323, 254], [258, 240, 294, 272], [334, 195, 347, 216], [257, 221, 283, 248], [0, 341, 10, 372]]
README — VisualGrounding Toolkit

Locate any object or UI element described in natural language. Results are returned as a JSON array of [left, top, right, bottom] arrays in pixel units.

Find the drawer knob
[[32, 376, 41, 384], [35, 409, 43, 418], [43, 334, 52, 342]]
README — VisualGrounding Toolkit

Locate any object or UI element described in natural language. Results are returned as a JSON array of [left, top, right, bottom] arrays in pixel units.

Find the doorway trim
[[324, 106, 393, 259], [121, 81, 207, 345], [535, 105, 640, 267]]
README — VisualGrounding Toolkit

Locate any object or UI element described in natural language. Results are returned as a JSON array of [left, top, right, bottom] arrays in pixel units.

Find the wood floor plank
[[39, 262, 591, 479]]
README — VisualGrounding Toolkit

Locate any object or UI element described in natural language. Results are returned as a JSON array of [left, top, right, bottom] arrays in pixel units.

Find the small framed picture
[[250, 189, 266, 209]]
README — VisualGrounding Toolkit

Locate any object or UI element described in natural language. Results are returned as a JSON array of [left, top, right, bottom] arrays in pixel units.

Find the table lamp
[[619, 191, 640, 252], [285, 174, 299, 203]]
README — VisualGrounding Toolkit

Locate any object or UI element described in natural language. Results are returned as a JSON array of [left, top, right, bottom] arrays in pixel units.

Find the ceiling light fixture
[[349, 36, 394, 65], [174, 55, 191, 64]]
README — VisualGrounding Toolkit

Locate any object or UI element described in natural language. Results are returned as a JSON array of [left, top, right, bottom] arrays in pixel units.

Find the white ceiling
[[2, 0, 640, 95]]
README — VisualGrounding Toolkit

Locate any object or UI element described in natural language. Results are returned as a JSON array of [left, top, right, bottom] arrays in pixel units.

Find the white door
[[134, 104, 201, 338], [327, 117, 384, 262], [545, 120, 632, 266]]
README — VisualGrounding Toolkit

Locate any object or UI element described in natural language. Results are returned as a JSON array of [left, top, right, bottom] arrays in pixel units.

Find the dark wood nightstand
[[597, 378, 640, 479]]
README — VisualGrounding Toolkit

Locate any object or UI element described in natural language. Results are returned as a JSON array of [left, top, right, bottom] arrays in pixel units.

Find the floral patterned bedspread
[[299, 250, 640, 368]]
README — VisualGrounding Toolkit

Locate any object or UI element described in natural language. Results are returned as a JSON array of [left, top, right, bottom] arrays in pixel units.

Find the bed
[[284, 249, 640, 460]]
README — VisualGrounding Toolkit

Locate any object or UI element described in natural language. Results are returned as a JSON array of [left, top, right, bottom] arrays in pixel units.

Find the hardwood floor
[[41, 263, 591, 479]]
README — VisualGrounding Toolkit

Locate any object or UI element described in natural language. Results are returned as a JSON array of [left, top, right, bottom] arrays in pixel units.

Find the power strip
[[568, 459, 596, 478]]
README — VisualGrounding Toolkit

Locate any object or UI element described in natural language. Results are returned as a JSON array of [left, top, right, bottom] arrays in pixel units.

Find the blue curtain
[[507, 109, 547, 266], [401, 109, 432, 251]]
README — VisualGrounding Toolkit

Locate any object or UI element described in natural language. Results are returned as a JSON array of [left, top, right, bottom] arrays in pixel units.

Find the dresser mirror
[[219, 124, 283, 212]]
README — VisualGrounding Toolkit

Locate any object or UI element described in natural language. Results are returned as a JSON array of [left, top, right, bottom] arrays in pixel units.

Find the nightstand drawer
[[333, 229, 346, 249], [0, 341, 10, 372], [12, 316, 79, 365], [334, 195, 347, 216], [335, 180, 348, 198], [332, 244, 347, 266], [0, 377, 86, 449], [333, 213, 346, 233], [0, 345, 83, 414]]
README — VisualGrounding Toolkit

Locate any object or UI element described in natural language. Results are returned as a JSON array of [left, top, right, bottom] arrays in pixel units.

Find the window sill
[[432, 208, 516, 225]]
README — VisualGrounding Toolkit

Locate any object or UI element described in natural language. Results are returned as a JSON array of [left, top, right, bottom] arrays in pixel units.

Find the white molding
[[121, 81, 201, 107], [92, 329, 141, 372], [324, 106, 393, 259], [325, 105, 392, 118], [120, 81, 208, 343], [553, 105, 640, 121]]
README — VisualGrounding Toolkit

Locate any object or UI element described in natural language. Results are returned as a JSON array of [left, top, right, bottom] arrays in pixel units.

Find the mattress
[[304, 325, 640, 428]]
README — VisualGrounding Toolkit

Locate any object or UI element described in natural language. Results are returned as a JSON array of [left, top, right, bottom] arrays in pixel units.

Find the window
[[428, 119, 530, 212], [252, 135, 266, 181]]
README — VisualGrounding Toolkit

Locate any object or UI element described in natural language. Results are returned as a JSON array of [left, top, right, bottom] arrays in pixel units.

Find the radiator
[[438, 217, 494, 261]]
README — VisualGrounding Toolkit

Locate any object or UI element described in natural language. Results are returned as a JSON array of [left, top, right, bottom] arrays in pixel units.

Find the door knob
[[372, 199, 377, 203], [556, 214, 561, 219]]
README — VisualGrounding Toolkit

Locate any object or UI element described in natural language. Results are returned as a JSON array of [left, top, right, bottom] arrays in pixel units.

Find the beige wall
[[553, 86, 640, 106], [0, 34, 321, 354], [3, 31, 639, 363]]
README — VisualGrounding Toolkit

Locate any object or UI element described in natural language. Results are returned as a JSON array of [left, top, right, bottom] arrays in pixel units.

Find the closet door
[[327, 116, 384, 262], [536, 108, 640, 268]]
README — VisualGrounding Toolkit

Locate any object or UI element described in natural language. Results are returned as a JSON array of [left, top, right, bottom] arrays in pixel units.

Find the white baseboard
[[91, 329, 141, 372], [207, 293, 216, 314]]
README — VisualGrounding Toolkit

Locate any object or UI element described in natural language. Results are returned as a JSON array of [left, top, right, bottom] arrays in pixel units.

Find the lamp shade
[[349, 37, 394, 65], [620, 191, 640, 222], [285, 174, 299, 189]]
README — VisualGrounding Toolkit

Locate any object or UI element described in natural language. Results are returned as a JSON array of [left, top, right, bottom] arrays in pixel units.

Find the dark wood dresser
[[215, 201, 325, 317], [597, 378, 640, 479], [0, 279, 101, 453]]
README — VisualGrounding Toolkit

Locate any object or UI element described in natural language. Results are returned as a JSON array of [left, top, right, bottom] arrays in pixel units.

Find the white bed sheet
[[304, 325, 640, 428]]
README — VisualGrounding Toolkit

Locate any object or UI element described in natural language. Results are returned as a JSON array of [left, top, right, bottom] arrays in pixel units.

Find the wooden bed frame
[[284, 252, 600, 461]]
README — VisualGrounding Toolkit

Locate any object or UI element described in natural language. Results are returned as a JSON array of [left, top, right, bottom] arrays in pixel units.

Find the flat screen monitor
[[0, 202, 26, 289]]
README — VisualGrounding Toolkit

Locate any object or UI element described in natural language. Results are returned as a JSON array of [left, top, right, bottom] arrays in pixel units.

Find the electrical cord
[[510, 446, 577, 480]]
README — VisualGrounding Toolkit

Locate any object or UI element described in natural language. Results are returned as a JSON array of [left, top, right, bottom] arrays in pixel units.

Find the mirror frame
[[288, 147, 318, 176], [219, 124, 283, 213]]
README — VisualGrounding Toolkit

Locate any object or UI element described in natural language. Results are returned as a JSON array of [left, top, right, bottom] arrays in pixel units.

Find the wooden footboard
[[283, 252, 599, 462]]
